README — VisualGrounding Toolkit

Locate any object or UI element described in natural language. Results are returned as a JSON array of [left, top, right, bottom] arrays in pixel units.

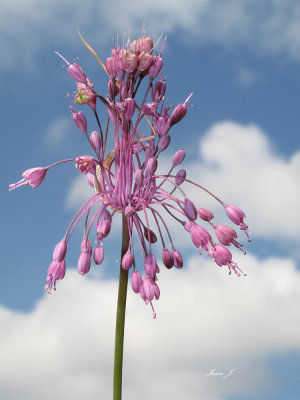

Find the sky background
[[1, 0, 300, 399]]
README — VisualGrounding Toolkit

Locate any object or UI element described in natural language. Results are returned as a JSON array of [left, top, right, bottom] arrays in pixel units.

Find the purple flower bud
[[53, 240, 67, 262], [171, 103, 187, 125], [102, 209, 111, 220], [134, 169, 144, 186], [162, 249, 174, 269], [124, 98, 135, 120], [153, 115, 171, 136], [198, 208, 214, 221], [157, 134, 171, 153], [142, 102, 158, 116], [122, 252, 134, 271], [90, 131, 101, 152], [133, 141, 144, 154], [131, 270, 142, 293], [184, 198, 197, 221], [67, 63, 87, 84], [72, 109, 87, 133], [144, 228, 157, 243], [108, 78, 120, 99], [153, 79, 166, 102], [172, 250, 183, 269], [80, 238, 92, 256], [173, 149, 185, 165], [146, 157, 158, 176], [225, 205, 250, 241], [78, 252, 91, 275], [97, 219, 111, 238], [144, 254, 157, 277], [175, 169, 186, 186], [149, 56, 163, 79], [94, 245, 104, 265]]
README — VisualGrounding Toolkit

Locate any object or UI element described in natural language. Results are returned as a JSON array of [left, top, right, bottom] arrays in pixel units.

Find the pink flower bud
[[108, 78, 120, 99], [175, 169, 186, 186], [138, 52, 153, 71], [171, 103, 187, 125], [97, 219, 111, 238], [67, 63, 87, 83], [142, 278, 160, 301], [146, 157, 158, 176], [134, 169, 144, 186], [153, 79, 166, 102], [72, 109, 87, 133], [149, 56, 163, 79], [190, 224, 212, 249], [214, 225, 244, 252], [80, 238, 92, 256], [198, 208, 214, 221], [78, 252, 91, 275], [131, 270, 142, 293], [121, 51, 138, 72], [138, 37, 154, 53], [184, 198, 197, 220], [105, 56, 117, 77], [144, 254, 157, 277], [9, 167, 48, 190], [53, 240, 67, 262], [144, 228, 157, 243], [124, 98, 135, 119], [94, 245, 104, 265], [142, 102, 158, 116], [75, 156, 95, 174], [225, 205, 250, 241], [45, 260, 66, 291], [133, 141, 144, 153], [212, 244, 232, 267], [157, 134, 171, 153], [153, 114, 171, 136], [122, 251, 134, 271], [102, 209, 111, 220], [90, 131, 101, 152], [162, 249, 174, 269], [172, 249, 183, 269], [173, 149, 185, 165]]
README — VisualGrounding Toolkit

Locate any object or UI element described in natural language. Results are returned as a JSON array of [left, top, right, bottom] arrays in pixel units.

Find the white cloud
[[65, 174, 95, 210], [44, 116, 72, 148], [0, 252, 299, 399], [1, 0, 300, 75]]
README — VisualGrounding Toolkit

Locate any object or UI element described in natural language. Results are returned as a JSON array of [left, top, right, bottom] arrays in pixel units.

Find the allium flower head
[[10, 33, 250, 317]]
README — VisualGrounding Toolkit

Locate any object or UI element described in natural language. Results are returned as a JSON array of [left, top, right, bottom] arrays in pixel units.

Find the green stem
[[113, 213, 130, 400]]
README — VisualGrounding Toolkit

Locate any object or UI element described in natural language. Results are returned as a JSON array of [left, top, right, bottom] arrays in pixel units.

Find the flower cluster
[[10, 34, 250, 318]]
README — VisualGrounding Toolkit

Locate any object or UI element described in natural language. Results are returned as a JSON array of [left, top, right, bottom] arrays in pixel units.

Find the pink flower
[[75, 156, 96, 174], [211, 245, 246, 277], [214, 224, 245, 253], [225, 205, 250, 241], [9, 167, 47, 190]]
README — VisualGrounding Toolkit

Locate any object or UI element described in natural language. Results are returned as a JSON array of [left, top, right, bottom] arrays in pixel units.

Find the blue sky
[[1, 1, 300, 399]]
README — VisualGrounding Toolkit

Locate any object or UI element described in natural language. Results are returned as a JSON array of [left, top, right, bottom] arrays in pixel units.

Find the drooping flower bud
[[175, 169, 186, 186], [97, 219, 111, 238], [173, 149, 185, 165], [172, 249, 183, 269], [122, 251, 134, 271], [157, 134, 171, 153], [184, 198, 197, 221], [53, 240, 67, 262], [134, 169, 144, 186], [80, 238, 92, 256], [90, 131, 101, 152], [146, 157, 158, 176], [71, 108, 87, 133], [225, 205, 250, 241], [162, 248, 174, 269], [78, 252, 91, 275], [149, 56, 163, 79], [215, 225, 245, 253], [45, 260, 66, 291], [94, 245, 104, 265], [142, 278, 160, 301], [131, 270, 142, 293], [190, 224, 212, 250], [198, 208, 214, 221], [144, 254, 157, 277], [102, 209, 111, 220], [144, 228, 157, 243], [153, 79, 166, 102], [211, 244, 246, 276]]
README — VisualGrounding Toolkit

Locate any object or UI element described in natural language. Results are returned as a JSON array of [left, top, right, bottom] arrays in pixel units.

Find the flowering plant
[[10, 31, 250, 399]]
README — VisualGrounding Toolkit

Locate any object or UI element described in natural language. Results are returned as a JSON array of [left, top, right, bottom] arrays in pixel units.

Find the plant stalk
[[113, 213, 129, 400]]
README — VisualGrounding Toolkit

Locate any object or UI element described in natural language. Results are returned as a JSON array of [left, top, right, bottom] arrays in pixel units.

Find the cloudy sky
[[2, 1, 300, 399]]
